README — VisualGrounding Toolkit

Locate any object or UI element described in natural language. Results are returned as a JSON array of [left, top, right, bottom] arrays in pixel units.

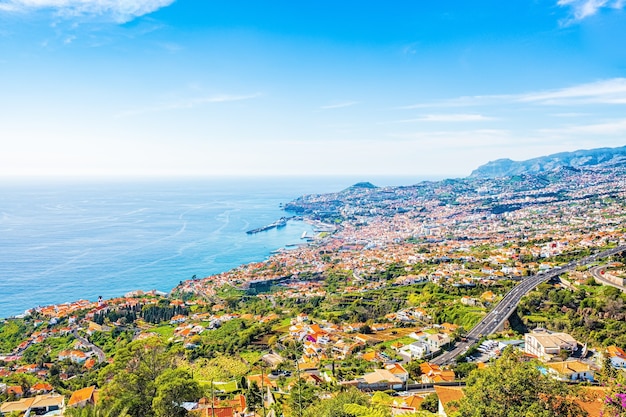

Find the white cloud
[[551, 112, 591, 117], [388, 129, 513, 148], [540, 118, 626, 136], [417, 114, 494, 122], [557, 0, 624, 24], [117, 93, 261, 117], [402, 78, 626, 108], [517, 78, 626, 105], [320, 101, 359, 110], [0, 0, 175, 22]]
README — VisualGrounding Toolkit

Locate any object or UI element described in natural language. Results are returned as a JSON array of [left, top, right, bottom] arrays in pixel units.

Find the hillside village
[[2, 163, 626, 417]]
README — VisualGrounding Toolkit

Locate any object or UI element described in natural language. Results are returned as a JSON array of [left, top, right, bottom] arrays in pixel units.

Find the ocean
[[0, 176, 433, 318]]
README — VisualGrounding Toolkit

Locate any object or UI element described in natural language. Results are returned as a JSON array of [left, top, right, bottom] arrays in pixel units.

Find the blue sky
[[1, 0, 625, 178]]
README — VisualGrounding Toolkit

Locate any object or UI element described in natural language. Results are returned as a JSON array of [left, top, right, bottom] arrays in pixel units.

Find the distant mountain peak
[[470, 145, 626, 178]]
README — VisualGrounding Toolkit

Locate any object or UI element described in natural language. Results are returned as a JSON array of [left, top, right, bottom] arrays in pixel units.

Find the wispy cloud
[[557, 0, 624, 25], [320, 101, 359, 110], [551, 112, 591, 117], [401, 78, 626, 108], [0, 0, 175, 23], [388, 129, 513, 148], [117, 93, 261, 117], [418, 114, 494, 122], [540, 118, 626, 136], [518, 78, 626, 105]]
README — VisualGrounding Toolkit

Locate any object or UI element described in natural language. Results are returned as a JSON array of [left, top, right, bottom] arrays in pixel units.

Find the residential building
[[524, 329, 578, 361], [358, 369, 404, 390], [545, 360, 596, 382], [433, 386, 464, 417], [426, 333, 451, 352], [0, 394, 64, 416], [68, 386, 99, 408], [385, 363, 409, 382], [420, 363, 455, 383], [606, 345, 626, 369], [400, 341, 430, 360]]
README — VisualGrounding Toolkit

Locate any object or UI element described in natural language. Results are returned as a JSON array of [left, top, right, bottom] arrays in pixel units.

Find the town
[[2, 162, 626, 417]]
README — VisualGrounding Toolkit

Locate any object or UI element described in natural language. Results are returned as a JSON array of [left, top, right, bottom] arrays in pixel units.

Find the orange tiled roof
[[7, 386, 24, 395], [386, 363, 408, 375], [607, 345, 626, 359], [402, 394, 424, 409], [68, 386, 97, 407], [431, 371, 456, 382], [31, 382, 53, 392], [434, 386, 464, 414]]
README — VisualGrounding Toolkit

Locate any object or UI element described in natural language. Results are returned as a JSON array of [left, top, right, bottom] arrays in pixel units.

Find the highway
[[432, 244, 626, 366]]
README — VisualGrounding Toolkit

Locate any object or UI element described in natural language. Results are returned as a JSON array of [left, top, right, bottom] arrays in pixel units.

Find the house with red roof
[[30, 382, 53, 394]]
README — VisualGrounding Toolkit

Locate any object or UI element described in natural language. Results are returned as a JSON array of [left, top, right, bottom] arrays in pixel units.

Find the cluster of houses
[[0, 338, 100, 387], [2, 324, 626, 417], [521, 328, 626, 383], [0, 385, 97, 417]]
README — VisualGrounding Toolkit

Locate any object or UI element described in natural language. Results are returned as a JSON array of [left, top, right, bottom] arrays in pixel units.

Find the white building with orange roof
[[58, 350, 89, 363], [356, 369, 404, 390], [434, 385, 464, 417], [385, 363, 409, 382], [0, 394, 65, 416], [419, 363, 455, 383], [545, 360, 596, 382], [606, 345, 626, 369]]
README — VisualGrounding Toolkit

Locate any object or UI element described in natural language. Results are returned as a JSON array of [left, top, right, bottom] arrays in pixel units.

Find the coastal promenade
[[433, 244, 626, 366]]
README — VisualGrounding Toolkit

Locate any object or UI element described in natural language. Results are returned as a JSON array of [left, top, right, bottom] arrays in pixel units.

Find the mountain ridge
[[470, 145, 626, 178]]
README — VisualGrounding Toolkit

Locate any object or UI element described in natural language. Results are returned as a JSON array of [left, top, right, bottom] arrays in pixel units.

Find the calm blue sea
[[0, 176, 434, 318]]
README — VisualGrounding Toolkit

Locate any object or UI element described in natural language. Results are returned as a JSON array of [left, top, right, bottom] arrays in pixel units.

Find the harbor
[[246, 216, 292, 234]]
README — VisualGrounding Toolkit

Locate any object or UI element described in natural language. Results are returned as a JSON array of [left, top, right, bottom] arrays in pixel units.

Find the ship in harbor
[[246, 217, 290, 234]]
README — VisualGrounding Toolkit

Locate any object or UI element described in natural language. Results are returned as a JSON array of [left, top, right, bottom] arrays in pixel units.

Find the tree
[[303, 388, 369, 417], [420, 393, 438, 413], [456, 349, 586, 417], [598, 356, 618, 383], [289, 380, 318, 417], [405, 360, 423, 381], [247, 381, 263, 414], [100, 338, 174, 417], [8, 373, 38, 395], [65, 404, 130, 417], [452, 362, 477, 379], [152, 369, 202, 417]]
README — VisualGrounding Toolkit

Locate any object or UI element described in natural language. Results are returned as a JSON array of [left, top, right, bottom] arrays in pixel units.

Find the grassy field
[[239, 350, 264, 365], [373, 327, 422, 342], [150, 324, 176, 339], [377, 336, 416, 349]]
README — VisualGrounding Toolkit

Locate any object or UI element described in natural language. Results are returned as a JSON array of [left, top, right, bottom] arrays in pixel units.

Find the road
[[590, 265, 626, 293], [73, 330, 106, 363], [432, 245, 626, 366]]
